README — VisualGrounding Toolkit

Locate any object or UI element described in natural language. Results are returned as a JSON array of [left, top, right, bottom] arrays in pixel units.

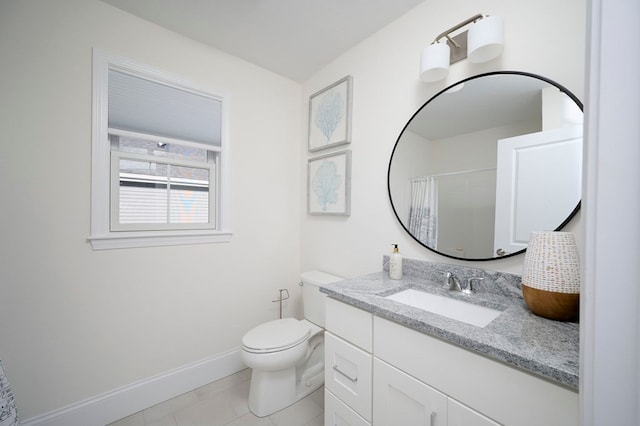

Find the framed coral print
[[308, 76, 352, 152], [308, 150, 351, 216]]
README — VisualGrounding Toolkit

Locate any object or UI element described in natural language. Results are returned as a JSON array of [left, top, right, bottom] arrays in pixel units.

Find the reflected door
[[493, 125, 582, 256]]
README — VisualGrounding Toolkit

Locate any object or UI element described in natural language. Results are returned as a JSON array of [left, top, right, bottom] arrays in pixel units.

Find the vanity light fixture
[[420, 14, 504, 83]]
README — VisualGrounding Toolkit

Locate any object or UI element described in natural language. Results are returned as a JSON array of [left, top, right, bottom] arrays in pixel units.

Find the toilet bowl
[[240, 271, 342, 417]]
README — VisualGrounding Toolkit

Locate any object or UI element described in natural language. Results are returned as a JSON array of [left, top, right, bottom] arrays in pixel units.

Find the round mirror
[[388, 71, 583, 261]]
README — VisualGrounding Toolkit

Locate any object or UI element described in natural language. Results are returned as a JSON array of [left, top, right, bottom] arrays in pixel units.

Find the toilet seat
[[242, 318, 311, 354]]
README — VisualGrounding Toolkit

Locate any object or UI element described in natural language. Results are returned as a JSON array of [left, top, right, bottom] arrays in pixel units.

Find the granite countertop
[[319, 259, 579, 390]]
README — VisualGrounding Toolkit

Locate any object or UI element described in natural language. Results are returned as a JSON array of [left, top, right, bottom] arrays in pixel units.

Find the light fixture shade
[[467, 15, 504, 63], [420, 42, 450, 82]]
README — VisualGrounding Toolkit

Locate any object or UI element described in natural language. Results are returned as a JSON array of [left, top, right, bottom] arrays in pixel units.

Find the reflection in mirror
[[388, 72, 583, 261]]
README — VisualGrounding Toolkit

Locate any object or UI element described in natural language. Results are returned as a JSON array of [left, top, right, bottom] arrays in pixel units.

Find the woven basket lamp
[[522, 231, 580, 321]]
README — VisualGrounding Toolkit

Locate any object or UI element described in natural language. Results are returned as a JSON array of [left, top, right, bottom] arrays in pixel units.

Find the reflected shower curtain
[[0, 360, 18, 426], [408, 177, 438, 248]]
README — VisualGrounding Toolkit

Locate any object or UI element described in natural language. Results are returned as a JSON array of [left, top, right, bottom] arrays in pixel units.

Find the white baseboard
[[20, 348, 245, 426]]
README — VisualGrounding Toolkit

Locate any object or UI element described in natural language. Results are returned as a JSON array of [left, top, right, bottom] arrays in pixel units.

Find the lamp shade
[[467, 15, 504, 63], [522, 231, 580, 321], [420, 42, 450, 82]]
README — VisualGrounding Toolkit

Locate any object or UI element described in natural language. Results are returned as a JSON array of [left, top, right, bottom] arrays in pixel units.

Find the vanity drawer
[[325, 297, 372, 351], [325, 388, 370, 426], [325, 332, 372, 422]]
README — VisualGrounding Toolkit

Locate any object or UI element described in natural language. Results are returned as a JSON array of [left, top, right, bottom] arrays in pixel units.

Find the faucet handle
[[440, 271, 450, 288], [442, 271, 462, 292], [463, 277, 485, 294]]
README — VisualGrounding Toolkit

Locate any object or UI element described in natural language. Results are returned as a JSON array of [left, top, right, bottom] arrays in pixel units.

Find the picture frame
[[308, 76, 352, 152], [308, 150, 351, 216]]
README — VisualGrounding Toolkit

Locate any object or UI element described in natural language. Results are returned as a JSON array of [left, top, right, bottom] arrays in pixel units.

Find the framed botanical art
[[308, 76, 352, 152], [308, 150, 351, 216]]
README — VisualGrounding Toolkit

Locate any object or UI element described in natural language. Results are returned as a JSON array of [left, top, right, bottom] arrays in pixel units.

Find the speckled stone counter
[[319, 257, 579, 390]]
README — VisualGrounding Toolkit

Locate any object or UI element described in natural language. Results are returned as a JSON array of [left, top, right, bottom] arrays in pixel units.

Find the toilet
[[240, 270, 342, 417]]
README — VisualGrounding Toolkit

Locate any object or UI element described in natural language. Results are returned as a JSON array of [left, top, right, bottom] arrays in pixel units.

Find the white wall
[[0, 0, 301, 421], [301, 0, 586, 277], [387, 130, 431, 225]]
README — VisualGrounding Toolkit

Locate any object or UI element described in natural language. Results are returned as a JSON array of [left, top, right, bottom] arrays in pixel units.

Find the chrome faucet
[[443, 272, 462, 292], [462, 277, 485, 295]]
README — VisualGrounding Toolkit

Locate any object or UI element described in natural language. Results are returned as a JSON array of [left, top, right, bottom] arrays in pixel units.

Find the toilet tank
[[301, 270, 343, 328]]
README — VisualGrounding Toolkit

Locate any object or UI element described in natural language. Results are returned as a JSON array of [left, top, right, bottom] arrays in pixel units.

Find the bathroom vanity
[[321, 70, 583, 425], [321, 258, 579, 426]]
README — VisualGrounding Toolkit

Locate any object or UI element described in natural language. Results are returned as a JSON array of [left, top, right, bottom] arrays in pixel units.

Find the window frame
[[90, 50, 232, 250], [109, 128, 218, 232]]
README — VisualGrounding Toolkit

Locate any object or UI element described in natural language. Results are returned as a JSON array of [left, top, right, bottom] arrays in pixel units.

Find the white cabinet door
[[325, 332, 372, 422], [493, 125, 582, 256], [325, 389, 370, 426], [448, 398, 501, 426], [373, 358, 447, 426]]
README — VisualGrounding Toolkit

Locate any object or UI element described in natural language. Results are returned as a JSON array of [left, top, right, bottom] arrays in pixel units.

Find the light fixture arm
[[444, 34, 460, 49], [431, 13, 485, 45]]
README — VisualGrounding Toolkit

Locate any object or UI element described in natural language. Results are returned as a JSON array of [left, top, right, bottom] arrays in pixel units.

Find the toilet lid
[[242, 318, 311, 352]]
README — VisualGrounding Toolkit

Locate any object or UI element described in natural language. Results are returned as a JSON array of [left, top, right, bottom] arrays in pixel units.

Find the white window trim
[[110, 147, 217, 232], [90, 50, 232, 250], [108, 127, 219, 232]]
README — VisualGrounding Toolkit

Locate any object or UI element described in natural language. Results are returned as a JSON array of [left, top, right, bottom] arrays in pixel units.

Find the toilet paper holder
[[272, 288, 290, 319]]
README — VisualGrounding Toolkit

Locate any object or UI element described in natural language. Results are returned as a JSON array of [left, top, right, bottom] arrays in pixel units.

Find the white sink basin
[[386, 289, 502, 328]]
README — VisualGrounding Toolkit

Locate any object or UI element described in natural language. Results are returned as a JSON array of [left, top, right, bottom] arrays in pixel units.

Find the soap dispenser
[[389, 244, 403, 280]]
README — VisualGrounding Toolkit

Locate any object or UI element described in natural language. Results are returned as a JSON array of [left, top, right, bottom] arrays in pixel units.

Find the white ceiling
[[409, 74, 550, 140], [100, 0, 426, 81]]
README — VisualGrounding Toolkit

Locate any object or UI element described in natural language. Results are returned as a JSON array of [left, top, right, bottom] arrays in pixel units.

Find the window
[[110, 131, 215, 230], [90, 51, 231, 249]]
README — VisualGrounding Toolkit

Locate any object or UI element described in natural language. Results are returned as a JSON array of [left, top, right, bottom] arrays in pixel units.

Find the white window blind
[[108, 69, 222, 147]]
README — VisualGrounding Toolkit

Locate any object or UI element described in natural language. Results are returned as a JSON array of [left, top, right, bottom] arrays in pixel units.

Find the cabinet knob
[[430, 411, 437, 426]]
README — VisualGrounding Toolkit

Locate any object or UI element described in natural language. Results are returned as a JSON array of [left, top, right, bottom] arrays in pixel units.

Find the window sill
[[88, 229, 232, 250]]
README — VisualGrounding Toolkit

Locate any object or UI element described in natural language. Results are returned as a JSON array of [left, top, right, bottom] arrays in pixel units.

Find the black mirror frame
[[387, 70, 583, 261]]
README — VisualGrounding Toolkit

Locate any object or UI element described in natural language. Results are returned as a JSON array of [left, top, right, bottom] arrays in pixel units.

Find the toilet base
[[242, 320, 326, 417], [248, 358, 324, 417]]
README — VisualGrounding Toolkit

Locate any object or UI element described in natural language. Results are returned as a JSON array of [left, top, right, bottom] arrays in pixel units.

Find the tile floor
[[107, 368, 324, 426]]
